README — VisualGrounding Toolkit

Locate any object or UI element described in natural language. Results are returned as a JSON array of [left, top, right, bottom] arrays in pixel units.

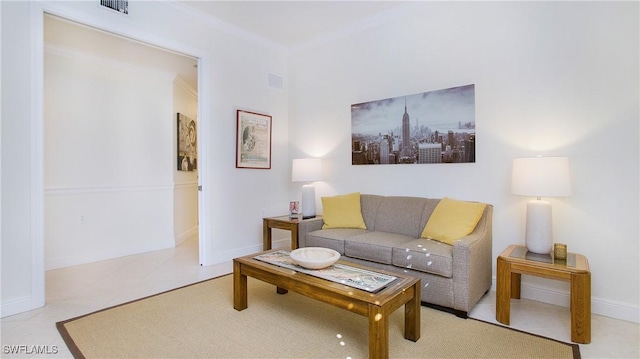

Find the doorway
[[43, 14, 201, 270]]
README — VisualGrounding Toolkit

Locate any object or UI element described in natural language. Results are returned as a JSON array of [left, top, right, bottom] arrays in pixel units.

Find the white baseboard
[[205, 237, 293, 265], [271, 237, 294, 249], [45, 242, 175, 271], [491, 277, 639, 324], [207, 243, 264, 265], [1, 295, 43, 319], [175, 226, 199, 245]]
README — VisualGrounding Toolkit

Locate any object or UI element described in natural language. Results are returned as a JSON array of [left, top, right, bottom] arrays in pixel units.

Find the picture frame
[[177, 113, 197, 171], [236, 110, 272, 169], [351, 84, 475, 165], [289, 201, 300, 216]]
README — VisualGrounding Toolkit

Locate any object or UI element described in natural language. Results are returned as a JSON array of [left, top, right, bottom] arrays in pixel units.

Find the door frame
[[29, 1, 212, 308]]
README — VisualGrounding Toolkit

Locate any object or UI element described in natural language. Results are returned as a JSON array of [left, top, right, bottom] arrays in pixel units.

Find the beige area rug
[[57, 274, 580, 359]]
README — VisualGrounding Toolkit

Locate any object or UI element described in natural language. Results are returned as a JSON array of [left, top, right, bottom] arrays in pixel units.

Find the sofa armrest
[[452, 204, 493, 312], [297, 217, 325, 248]]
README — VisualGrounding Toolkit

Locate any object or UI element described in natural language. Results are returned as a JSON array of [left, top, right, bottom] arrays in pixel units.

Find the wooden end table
[[262, 215, 323, 250], [234, 250, 421, 359], [496, 244, 591, 344]]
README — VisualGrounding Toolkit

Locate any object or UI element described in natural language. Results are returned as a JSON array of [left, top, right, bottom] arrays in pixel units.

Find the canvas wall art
[[177, 113, 197, 171], [351, 84, 475, 165]]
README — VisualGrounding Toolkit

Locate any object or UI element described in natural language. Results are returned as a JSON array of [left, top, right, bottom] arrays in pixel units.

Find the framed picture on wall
[[177, 113, 197, 171], [236, 110, 272, 169], [351, 84, 475, 165]]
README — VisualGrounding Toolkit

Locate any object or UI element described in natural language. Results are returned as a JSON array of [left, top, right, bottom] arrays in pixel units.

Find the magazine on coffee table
[[254, 250, 397, 293]]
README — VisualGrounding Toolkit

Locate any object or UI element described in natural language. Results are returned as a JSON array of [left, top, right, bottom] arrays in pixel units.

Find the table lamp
[[292, 158, 322, 219], [511, 156, 572, 254]]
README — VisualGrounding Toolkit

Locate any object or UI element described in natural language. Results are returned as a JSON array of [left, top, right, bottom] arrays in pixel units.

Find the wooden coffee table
[[233, 250, 421, 359]]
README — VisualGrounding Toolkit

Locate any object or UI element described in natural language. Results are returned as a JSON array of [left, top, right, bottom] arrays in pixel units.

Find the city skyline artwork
[[351, 84, 475, 165]]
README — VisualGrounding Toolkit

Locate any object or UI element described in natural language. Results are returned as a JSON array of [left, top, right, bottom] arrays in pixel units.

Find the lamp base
[[525, 199, 553, 254], [301, 184, 316, 219]]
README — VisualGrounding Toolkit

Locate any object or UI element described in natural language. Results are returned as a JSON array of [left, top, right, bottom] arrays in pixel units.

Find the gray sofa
[[298, 194, 493, 317]]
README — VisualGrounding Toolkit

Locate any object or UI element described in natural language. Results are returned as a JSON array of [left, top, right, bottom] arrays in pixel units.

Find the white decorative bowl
[[290, 247, 340, 270]]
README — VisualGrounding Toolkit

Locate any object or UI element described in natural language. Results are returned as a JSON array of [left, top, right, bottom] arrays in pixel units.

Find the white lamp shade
[[511, 157, 572, 197], [292, 158, 322, 182]]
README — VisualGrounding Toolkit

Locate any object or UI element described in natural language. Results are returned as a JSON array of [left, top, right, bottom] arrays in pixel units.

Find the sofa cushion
[[321, 192, 367, 229], [344, 231, 414, 265], [372, 196, 432, 238], [392, 238, 453, 278], [306, 229, 369, 255], [359, 194, 385, 230], [421, 197, 487, 245]]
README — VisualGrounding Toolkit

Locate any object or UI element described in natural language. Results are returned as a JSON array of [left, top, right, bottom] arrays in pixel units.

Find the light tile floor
[[2, 237, 638, 358]]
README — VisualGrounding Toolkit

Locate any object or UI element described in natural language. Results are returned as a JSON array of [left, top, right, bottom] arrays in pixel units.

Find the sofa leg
[[454, 310, 468, 319], [421, 301, 468, 319]]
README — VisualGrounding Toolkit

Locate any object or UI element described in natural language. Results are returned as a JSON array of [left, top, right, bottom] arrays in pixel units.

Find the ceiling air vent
[[100, 0, 128, 15]]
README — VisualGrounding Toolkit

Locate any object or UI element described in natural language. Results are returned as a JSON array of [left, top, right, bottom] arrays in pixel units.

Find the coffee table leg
[[404, 281, 421, 341], [276, 287, 288, 294], [368, 305, 389, 359], [233, 260, 247, 311]]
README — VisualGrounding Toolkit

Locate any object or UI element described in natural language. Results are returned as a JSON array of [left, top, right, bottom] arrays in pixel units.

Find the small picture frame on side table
[[289, 201, 300, 219]]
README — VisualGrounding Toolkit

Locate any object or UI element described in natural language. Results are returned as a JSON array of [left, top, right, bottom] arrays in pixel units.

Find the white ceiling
[[44, 1, 412, 90], [178, 1, 409, 50]]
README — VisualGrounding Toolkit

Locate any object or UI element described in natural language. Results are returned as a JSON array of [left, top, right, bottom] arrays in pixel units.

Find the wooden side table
[[496, 244, 591, 344], [262, 215, 323, 250]]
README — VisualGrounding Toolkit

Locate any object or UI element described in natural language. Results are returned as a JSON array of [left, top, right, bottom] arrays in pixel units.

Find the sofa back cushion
[[360, 194, 385, 229], [369, 196, 437, 238]]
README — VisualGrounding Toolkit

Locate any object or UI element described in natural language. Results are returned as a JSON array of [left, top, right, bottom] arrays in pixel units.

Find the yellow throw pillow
[[421, 197, 486, 245], [321, 192, 367, 229]]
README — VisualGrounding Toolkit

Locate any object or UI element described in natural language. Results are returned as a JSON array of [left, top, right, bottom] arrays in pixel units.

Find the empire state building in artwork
[[401, 99, 411, 159]]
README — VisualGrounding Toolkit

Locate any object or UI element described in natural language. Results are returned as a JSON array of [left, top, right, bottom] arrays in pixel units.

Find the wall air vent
[[268, 73, 284, 90], [100, 0, 128, 15]]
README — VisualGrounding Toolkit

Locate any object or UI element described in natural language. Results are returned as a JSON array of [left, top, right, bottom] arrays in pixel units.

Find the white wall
[[173, 76, 199, 245], [288, 2, 639, 322], [1, 1, 38, 314], [1, 1, 290, 317], [43, 46, 176, 270]]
